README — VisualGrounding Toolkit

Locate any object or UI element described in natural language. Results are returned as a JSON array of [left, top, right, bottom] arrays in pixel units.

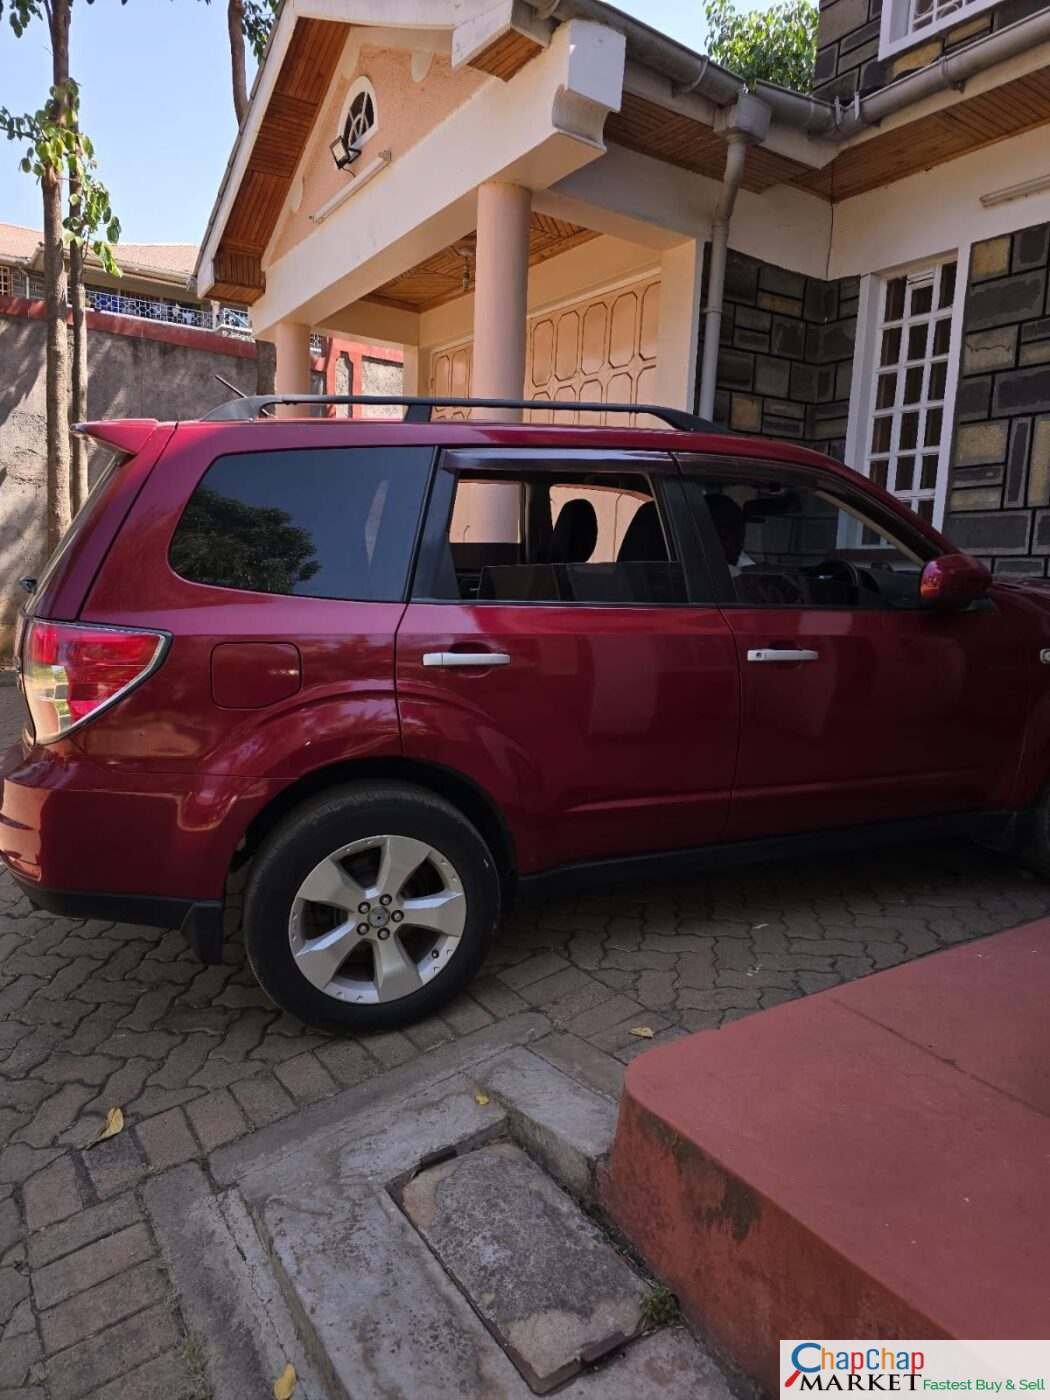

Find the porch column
[[656, 240, 704, 413], [467, 183, 531, 540], [472, 182, 531, 416], [270, 320, 313, 398]]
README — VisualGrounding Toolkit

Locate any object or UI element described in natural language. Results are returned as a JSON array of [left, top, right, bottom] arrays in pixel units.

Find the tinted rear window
[[169, 446, 431, 601]]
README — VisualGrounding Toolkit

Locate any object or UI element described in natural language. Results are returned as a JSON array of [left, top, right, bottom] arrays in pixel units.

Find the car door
[[679, 457, 1033, 841], [395, 449, 740, 876]]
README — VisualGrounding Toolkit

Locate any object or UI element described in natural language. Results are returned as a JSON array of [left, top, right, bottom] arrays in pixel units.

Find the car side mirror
[[919, 553, 992, 610]]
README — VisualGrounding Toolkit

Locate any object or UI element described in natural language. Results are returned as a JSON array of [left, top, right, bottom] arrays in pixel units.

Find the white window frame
[[846, 249, 968, 530], [879, 0, 998, 60], [339, 76, 378, 156]]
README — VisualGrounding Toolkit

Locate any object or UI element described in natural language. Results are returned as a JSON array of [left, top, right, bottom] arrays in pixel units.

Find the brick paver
[[2, 679, 1050, 1394]]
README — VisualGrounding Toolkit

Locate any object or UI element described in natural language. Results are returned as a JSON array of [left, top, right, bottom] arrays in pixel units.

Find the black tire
[[243, 782, 501, 1031]]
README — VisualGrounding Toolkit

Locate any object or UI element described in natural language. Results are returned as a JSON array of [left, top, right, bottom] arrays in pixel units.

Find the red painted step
[[601, 921, 1050, 1394]]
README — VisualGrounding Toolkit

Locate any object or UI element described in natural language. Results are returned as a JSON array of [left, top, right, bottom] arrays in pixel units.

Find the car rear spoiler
[[72, 419, 160, 455]]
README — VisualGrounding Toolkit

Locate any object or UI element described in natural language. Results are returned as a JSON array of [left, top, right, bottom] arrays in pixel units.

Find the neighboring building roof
[[104, 242, 198, 279], [0, 223, 42, 262], [0, 222, 198, 285]]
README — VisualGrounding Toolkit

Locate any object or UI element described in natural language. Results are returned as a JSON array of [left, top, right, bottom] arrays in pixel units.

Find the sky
[[0, 0, 714, 247]]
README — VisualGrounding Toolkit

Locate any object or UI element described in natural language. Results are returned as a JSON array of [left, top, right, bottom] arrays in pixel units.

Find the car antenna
[[214, 374, 247, 398]]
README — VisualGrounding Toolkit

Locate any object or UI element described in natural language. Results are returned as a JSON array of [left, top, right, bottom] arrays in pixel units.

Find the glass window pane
[[867, 260, 958, 529], [870, 460, 888, 487], [708, 478, 926, 610], [908, 323, 929, 360], [939, 261, 957, 308], [169, 447, 431, 601], [444, 474, 686, 605], [917, 500, 934, 522], [910, 283, 933, 316], [904, 366, 923, 404], [885, 278, 906, 321], [881, 327, 902, 366], [877, 373, 897, 409]]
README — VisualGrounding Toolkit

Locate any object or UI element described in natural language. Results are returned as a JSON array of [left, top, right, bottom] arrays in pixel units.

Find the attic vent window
[[331, 77, 377, 172]]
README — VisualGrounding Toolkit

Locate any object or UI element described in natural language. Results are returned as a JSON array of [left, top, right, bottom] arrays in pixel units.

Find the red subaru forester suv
[[4, 393, 1049, 1032]]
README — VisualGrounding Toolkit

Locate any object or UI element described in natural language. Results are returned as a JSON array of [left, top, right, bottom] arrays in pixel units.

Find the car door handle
[[746, 648, 819, 663], [422, 651, 511, 668]]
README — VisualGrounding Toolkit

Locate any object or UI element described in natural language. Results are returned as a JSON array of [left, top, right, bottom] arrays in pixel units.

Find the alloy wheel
[[287, 833, 467, 1005]]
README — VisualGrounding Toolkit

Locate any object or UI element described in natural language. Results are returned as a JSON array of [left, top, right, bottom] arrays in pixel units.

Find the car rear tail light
[[22, 619, 169, 743]]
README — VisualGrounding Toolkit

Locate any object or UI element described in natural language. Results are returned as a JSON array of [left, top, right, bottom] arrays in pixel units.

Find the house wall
[[269, 37, 486, 265], [0, 301, 257, 655], [308, 336, 404, 417], [943, 220, 1050, 574], [702, 250, 858, 459], [426, 270, 662, 420], [814, 0, 1046, 101]]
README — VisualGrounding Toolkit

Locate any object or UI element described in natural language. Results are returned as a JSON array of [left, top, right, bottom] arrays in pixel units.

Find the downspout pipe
[[698, 133, 749, 421], [698, 94, 770, 421]]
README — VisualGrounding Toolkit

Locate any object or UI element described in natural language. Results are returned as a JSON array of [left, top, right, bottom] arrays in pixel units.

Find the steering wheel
[[801, 557, 866, 601]]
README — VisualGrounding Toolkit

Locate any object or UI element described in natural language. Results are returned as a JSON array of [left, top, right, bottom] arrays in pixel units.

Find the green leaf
[[705, 0, 818, 92]]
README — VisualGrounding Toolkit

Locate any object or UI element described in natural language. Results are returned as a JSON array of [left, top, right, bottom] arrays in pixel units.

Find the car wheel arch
[[231, 755, 518, 896]]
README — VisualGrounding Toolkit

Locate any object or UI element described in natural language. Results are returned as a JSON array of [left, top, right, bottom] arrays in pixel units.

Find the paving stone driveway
[[2, 676, 1049, 1398]]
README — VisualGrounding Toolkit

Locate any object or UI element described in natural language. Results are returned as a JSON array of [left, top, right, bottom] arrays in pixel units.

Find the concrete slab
[[402, 1141, 646, 1392], [143, 1163, 330, 1400], [476, 1046, 618, 1198], [568, 1329, 735, 1400], [147, 1038, 734, 1400], [234, 1073, 506, 1208], [265, 1185, 526, 1398], [210, 1010, 550, 1190], [601, 922, 1050, 1395]]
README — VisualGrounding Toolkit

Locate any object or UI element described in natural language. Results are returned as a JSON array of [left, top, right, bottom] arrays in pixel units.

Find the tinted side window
[[422, 470, 686, 605], [701, 477, 929, 610], [170, 447, 430, 601]]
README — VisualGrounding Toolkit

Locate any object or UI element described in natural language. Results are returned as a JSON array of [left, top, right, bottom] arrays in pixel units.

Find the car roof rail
[[201, 393, 719, 433]]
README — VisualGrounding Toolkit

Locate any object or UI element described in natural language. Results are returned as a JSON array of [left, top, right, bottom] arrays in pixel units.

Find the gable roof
[[197, 0, 1050, 307]]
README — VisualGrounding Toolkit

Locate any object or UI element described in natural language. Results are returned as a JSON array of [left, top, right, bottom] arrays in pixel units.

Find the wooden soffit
[[363, 215, 599, 313], [467, 27, 544, 80], [797, 64, 1050, 202], [605, 92, 817, 194], [209, 17, 347, 304]]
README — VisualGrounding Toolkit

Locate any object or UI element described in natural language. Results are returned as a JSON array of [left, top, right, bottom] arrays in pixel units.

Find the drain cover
[[401, 1141, 646, 1393]]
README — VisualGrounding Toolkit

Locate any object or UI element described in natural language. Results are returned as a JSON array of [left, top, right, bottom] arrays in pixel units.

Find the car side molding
[[515, 808, 1020, 903]]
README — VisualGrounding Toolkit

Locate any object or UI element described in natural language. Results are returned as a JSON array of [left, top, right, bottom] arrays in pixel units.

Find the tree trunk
[[228, 0, 248, 126], [43, 0, 73, 556], [69, 186, 89, 515]]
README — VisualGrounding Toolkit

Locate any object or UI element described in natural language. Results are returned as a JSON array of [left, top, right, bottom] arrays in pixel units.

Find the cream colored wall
[[426, 266, 662, 422], [269, 36, 487, 264]]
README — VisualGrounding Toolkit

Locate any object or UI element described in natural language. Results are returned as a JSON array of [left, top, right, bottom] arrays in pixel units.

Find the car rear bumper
[[8, 875, 225, 961], [0, 739, 271, 962]]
